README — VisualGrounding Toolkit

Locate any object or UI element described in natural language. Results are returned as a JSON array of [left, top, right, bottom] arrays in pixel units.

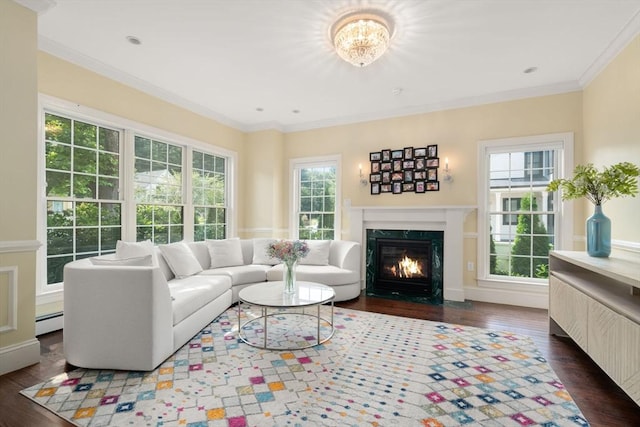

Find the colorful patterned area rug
[[21, 307, 589, 426]]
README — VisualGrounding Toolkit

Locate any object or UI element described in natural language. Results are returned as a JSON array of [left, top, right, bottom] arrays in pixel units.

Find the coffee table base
[[237, 303, 334, 350]]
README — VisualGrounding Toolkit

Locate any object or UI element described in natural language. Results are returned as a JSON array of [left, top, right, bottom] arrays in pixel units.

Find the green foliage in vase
[[547, 162, 640, 206]]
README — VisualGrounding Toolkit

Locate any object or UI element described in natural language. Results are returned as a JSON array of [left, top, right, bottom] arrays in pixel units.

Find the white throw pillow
[[158, 242, 203, 278], [252, 238, 280, 265], [90, 255, 153, 266], [115, 240, 156, 264], [299, 240, 331, 265], [207, 238, 244, 268]]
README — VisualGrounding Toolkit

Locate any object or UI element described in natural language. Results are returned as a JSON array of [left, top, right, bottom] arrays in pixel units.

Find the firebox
[[366, 229, 444, 304], [375, 238, 432, 295]]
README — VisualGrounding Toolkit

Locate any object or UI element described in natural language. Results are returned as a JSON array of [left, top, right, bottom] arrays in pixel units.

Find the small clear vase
[[283, 260, 297, 294]]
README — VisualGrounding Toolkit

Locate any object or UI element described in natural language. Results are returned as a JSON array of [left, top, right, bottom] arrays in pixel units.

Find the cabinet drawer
[[549, 275, 588, 351]]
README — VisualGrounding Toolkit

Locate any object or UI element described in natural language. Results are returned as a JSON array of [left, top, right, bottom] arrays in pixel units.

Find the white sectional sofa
[[63, 238, 360, 371]]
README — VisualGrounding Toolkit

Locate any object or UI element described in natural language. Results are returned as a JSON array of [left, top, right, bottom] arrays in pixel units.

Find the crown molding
[[12, 0, 56, 14], [579, 8, 640, 87], [280, 81, 582, 133]]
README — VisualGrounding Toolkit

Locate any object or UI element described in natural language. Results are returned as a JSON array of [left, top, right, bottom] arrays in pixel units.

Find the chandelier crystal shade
[[333, 13, 391, 67]]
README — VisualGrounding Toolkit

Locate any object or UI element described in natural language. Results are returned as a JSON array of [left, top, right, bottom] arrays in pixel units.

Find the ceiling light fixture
[[332, 11, 392, 67]]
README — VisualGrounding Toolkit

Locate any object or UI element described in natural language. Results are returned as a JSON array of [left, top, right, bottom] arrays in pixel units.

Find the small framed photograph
[[415, 158, 425, 170], [403, 183, 415, 192], [381, 162, 392, 171], [404, 170, 413, 182], [370, 183, 380, 195], [414, 170, 426, 180], [402, 160, 415, 169], [404, 147, 414, 159], [371, 162, 380, 173], [381, 149, 391, 161], [391, 171, 404, 181], [370, 152, 381, 162], [427, 145, 438, 158], [370, 173, 381, 183], [391, 149, 404, 159], [393, 160, 403, 171], [426, 157, 439, 168], [427, 168, 438, 181], [381, 171, 391, 183], [381, 183, 392, 193], [414, 147, 427, 157], [415, 181, 426, 193], [426, 181, 440, 191], [392, 182, 403, 194]]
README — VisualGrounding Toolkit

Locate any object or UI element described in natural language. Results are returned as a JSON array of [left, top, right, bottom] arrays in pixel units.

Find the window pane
[[47, 201, 73, 227], [73, 147, 97, 173], [101, 227, 121, 250], [46, 142, 71, 171], [47, 228, 73, 255], [99, 152, 119, 177], [135, 136, 151, 158], [73, 174, 97, 199], [99, 127, 119, 153], [45, 114, 71, 143], [46, 172, 71, 197], [98, 177, 119, 200], [73, 121, 97, 148], [152, 140, 167, 162], [76, 202, 98, 226], [76, 228, 99, 253], [47, 256, 72, 284]]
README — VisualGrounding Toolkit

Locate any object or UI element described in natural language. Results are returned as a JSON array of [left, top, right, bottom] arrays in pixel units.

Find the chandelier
[[332, 12, 392, 67]]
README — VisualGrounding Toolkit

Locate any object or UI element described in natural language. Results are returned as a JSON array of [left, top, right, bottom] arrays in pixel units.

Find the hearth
[[366, 229, 443, 304]]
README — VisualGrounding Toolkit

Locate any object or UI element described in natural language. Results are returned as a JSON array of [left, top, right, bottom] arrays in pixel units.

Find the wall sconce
[[359, 164, 368, 186], [443, 157, 453, 182]]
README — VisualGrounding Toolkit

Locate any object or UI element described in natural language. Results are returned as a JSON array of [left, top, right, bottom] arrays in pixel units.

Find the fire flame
[[389, 256, 423, 278]]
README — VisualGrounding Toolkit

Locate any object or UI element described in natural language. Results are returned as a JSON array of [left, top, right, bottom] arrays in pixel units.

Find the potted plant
[[547, 162, 639, 257]]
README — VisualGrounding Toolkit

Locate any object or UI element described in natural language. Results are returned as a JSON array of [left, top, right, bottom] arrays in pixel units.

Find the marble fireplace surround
[[349, 206, 476, 302]]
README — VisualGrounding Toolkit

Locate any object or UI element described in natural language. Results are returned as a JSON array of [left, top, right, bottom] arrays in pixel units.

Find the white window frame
[[289, 155, 341, 240], [36, 95, 237, 305], [477, 132, 573, 290]]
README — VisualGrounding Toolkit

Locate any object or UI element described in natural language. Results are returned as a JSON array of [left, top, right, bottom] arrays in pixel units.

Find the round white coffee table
[[237, 281, 335, 350]]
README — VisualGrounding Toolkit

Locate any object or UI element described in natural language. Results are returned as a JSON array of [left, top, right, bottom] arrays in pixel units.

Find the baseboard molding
[[464, 286, 548, 309], [0, 338, 40, 376], [36, 312, 64, 336]]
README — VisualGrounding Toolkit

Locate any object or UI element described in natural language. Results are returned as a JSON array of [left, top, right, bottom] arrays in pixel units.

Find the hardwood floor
[[1, 294, 637, 426]]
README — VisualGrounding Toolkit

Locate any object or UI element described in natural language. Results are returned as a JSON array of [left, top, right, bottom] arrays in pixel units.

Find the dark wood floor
[[1, 294, 638, 426]]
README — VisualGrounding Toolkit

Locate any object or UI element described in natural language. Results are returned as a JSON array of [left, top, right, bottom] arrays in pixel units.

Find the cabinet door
[[549, 275, 588, 351], [588, 300, 640, 405]]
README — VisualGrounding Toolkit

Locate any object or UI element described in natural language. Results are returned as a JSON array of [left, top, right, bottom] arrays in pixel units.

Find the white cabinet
[[549, 251, 640, 405]]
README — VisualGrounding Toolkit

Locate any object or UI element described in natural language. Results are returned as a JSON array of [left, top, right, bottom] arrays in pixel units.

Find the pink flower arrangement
[[266, 240, 309, 264]]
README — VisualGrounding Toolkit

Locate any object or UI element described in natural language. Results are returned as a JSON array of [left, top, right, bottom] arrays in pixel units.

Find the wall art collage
[[369, 145, 439, 194]]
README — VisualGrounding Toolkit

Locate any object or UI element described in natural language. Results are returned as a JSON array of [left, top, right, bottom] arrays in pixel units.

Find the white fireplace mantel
[[349, 206, 476, 302]]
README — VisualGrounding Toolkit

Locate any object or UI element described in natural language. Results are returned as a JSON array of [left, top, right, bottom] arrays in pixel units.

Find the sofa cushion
[[187, 241, 211, 269], [116, 240, 157, 264], [299, 240, 331, 265], [251, 238, 280, 265], [90, 255, 153, 266], [168, 275, 231, 326], [207, 238, 244, 268], [266, 264, 358, 286], [200, 264, 270, 285], [159, 241, 203, 278]]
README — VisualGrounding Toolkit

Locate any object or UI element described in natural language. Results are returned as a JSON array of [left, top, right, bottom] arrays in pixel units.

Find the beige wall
[[0, 0, 39, 373], [583, 34, 640, 244]]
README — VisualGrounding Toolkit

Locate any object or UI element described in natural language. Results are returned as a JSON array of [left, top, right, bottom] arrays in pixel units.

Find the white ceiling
[[28, 0, 640, 132]]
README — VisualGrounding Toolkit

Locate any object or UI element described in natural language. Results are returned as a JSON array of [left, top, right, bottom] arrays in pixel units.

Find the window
[[39, 96, 236, 299], [134, 136, 184, 244], [192, 150, 227, 240], [44, 113, 122, 285], [292, 157, 340, 240], [478, 133, 573, 285]]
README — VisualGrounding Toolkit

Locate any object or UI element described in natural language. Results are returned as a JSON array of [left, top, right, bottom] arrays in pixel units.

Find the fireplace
[[366, 229, 443, 304]]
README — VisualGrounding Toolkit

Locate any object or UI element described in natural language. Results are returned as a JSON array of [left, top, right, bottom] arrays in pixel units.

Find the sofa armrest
[[329, 240, 361, 273], [63, 260, 174, 371]]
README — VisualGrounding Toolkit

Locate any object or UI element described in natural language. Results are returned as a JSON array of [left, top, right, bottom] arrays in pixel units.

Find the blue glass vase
[[586, 205, 611, 257]]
